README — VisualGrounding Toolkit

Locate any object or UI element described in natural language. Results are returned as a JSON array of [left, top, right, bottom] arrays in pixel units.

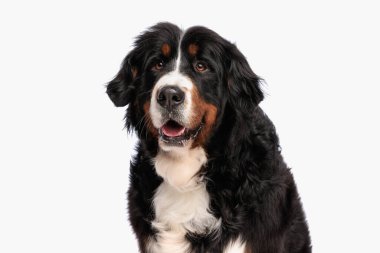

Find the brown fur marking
[[161, 43, 171, 57], [188, 43, 199, 56], [143, 101, 158, 137], [190, 86, 217, 148], [131, 67, 138, 79]]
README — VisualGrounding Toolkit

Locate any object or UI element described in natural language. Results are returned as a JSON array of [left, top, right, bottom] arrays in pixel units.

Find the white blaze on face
[[149, 48, 194, 129]]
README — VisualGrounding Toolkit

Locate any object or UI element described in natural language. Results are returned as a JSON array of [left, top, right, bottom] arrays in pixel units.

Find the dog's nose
[[157, 86, 185, 110]]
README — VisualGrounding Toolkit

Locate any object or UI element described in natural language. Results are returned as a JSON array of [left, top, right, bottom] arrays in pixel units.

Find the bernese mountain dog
[[107, 22, 311, 253]]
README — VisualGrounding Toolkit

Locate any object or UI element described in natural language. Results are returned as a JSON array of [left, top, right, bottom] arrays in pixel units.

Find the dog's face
[[107, 23, 263, 152]]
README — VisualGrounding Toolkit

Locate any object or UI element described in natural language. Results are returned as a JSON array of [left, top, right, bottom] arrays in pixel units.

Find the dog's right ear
[[107, 51, 138, 107]]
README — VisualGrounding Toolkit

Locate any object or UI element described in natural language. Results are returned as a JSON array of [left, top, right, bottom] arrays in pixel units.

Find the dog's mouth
[[159, 120, 203, 146]]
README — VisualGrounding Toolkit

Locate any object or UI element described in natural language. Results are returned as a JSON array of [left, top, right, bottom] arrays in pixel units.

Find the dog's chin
[[157, 119, 203, 151]]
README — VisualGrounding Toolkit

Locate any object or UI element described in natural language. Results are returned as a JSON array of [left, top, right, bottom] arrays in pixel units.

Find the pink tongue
[[162, 125, 185, 137]]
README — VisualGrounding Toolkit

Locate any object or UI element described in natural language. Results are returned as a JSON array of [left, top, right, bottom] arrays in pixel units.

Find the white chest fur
[[148, 146, 245, 253], [148, 181, 220, 253], [224, 238, 247, 253]]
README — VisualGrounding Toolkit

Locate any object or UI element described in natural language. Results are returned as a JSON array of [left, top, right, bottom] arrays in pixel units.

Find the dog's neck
[[153, 144, 207, 191]]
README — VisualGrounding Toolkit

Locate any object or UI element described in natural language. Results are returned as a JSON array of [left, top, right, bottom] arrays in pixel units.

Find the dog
[[107, 22, 311, 253]]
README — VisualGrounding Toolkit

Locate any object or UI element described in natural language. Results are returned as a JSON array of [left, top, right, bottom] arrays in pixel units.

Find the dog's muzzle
[[155, 86, 202, 146]]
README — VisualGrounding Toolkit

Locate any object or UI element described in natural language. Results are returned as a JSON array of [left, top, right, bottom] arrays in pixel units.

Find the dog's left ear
[[106, 50, 138, 107], [226, 45, 264, 112]]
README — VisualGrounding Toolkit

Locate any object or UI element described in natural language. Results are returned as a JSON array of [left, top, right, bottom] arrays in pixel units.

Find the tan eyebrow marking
[[161, 43, 171, 57], [188, 43, 199, 56]]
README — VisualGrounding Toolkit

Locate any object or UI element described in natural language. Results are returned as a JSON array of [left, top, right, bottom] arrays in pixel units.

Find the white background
[[1, 1, 379, 252]]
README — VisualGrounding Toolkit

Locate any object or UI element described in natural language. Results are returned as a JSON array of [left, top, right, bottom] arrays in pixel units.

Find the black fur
[[107, 22, 311, 253]]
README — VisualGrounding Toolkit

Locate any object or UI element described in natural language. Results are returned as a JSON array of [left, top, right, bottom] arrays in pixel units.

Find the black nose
[[157, 86, 185, 110]]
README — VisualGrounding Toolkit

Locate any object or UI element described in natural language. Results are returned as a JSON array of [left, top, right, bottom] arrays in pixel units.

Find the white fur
[[224, 238, 247, 253], [148, 180, 221, 253], [153, 145, 207, 189], [175, 45, 182, 70]]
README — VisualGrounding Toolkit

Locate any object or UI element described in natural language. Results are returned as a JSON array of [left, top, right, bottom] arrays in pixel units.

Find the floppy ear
[[106, 52, 137, 107], [227, 45, 264, 112]]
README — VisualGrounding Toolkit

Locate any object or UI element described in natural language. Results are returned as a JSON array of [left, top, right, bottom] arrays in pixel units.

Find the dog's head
[[107, 22, 263, 152]]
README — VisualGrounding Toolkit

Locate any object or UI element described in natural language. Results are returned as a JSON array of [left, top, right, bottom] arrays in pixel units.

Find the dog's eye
[[153, 60, 164, 71], [194, 62, 207, 73]]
